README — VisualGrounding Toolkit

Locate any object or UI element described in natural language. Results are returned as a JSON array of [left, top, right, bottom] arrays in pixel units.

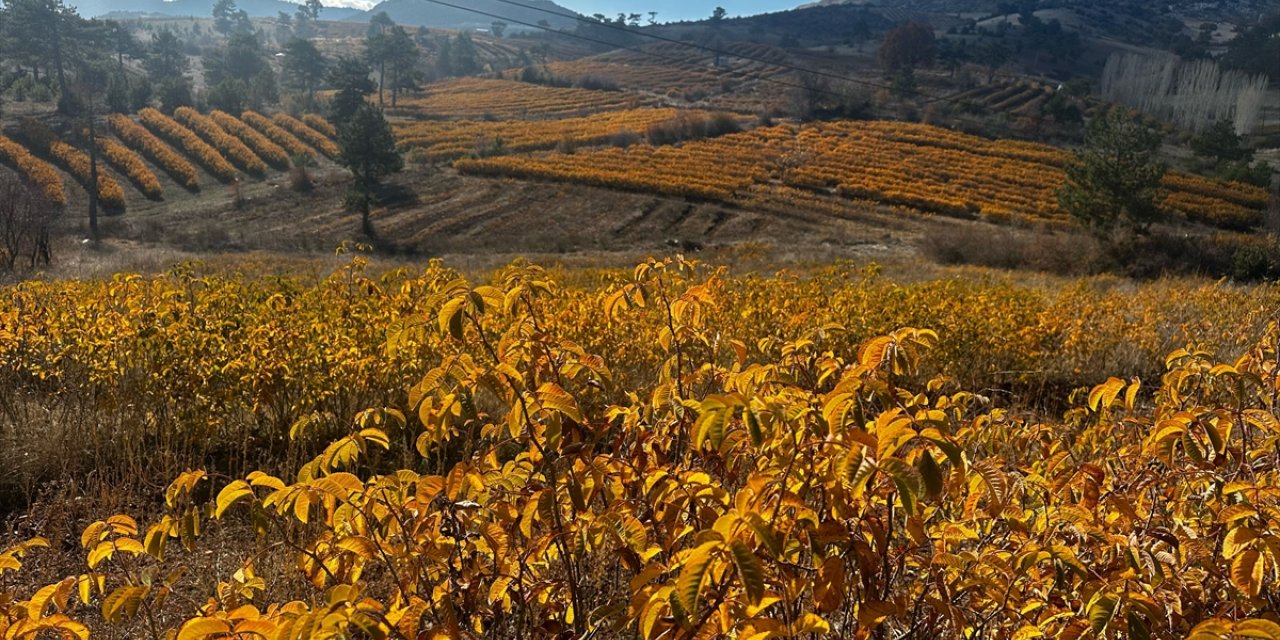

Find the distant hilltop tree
[[878, 22, 937, 71]]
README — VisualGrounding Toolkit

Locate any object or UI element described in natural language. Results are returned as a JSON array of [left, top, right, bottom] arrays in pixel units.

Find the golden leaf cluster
[[48, 140, 127, 211], [138, 108, 237, 183], [208, 110, 290, 168], [394, 108, 740, 161], [95, 135, 163, 200], [272, 112, 338, 159], [3, 259, 1280, 638], [0, 134, 66, 205], [242, 110, 313, 157], [175, 107, 269, 176], [302, 113, 337, 138], [108, 114, 200, 191], [395, 77, 646, 120]]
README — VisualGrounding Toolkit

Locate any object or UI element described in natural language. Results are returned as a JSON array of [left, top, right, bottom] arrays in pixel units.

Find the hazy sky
[[553, 0, 795, 22]]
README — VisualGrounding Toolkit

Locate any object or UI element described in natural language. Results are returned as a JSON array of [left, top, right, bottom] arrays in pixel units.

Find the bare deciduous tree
[[0, 172, 58, 271], [1101, 53, 1268, 135]]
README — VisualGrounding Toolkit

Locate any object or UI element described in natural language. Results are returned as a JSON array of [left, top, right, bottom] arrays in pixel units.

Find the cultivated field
[[3, 4, 1280, 639]]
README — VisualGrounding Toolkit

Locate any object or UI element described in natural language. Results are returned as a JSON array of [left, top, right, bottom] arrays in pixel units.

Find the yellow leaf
[[675, 541, 720, 614], [537, 382, 583, 423], [1014, 625, 1045, 640], [177, 617, 233, 640], [857, 600, 895, 630], [216, 480, 254, 518], [1088, 377, 1126, 412], [1232, 549, 1264, 598]]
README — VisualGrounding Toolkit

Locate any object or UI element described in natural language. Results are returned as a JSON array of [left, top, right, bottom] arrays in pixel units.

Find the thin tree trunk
[[378, 62, 386, 107], [51, 19, 70, 113], [361, 196, 373, 236], [87, 103, 100, 241]]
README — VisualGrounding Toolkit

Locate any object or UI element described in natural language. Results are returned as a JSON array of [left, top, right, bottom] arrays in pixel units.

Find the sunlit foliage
[[272, 112, 339, 159], [96, 136, 164, 201], [457, 120, 1267, 229], [139, 108, 238, 183], [175, 106, 269, 176], [394, 108, 743, 161], [4, 258, 1280, 638], [48, 140, 127, 211], [108, 114, 200, 191], [0, 134, 65, 205], [242, 110, 314, 157]]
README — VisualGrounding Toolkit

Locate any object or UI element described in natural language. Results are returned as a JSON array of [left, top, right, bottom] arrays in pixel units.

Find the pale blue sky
[[553, 0, 796, 23]]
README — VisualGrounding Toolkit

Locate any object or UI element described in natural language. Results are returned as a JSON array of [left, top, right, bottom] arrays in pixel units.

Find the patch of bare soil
[[69, 162, 932, 265]]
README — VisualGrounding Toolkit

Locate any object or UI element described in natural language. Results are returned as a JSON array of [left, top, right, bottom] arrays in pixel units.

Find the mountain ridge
[[69, 0, 362, 20], [348, 0, 581, 29]]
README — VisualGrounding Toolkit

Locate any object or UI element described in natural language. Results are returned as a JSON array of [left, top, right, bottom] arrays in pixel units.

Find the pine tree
[[337, 103, 403, 236], [327, 56, 375, 126], [1058, 109, 1167, 235]]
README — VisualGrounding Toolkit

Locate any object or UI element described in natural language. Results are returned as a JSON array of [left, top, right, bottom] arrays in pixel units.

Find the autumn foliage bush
[[209, 110, 290, 169], [108, 114, 200, 191], [271, 112, 338, 159], [302, 113, 337, 138], [396, 77, 645, 119], [5, 258, 1280, 638], [395, 108, 744, 162], [241, 110, 312, 157], [47, 141, 127, 211], [96, 136, 163, 201], [174, 107, 268, 176], [0, 134, 66, 205], [138, 108, 237, 183]]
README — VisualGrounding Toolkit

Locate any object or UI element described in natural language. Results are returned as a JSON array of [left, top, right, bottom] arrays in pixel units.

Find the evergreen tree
[[337, 103, 403, 236], [878, 22, 937, 71], [281, 37, 327, 102], [0, 0, 91, 113], [204, 31, 276, 110], [1190, 120, 1252, 163], [212, 0, 250, 35], [451, 32, 479, 76], [327, 55, 375, 125], [145, 28, 188, 81], [385, 27, 420, 107], [1058, 109, 1167, 234]]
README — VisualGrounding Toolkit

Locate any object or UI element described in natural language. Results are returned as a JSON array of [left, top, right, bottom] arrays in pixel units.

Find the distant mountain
[[348, 0, 580, 30], [69, 0, 363, 21]]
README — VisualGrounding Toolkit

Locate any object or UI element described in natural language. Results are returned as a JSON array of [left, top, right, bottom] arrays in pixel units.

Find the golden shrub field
[[394, 108, 740, 161], [456, 120, 1268, 230], [108, 114, 200, 191], [95, 136, 163, 201], [0, 134, 65, 205], [138, 108, 238, 183], [47, 141, 128, 211], [174, 107, 269, 176], [242, 110, 314, 157], [272, 113, 339, 159], [209, 111, 290, 168], [393, 77, 647, 120], [5, 256, 1280, 638]]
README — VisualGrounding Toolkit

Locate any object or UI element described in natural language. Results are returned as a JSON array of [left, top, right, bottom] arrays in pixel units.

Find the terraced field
[[454, 119, 1269, 230], [0, 110, 339, 214]]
